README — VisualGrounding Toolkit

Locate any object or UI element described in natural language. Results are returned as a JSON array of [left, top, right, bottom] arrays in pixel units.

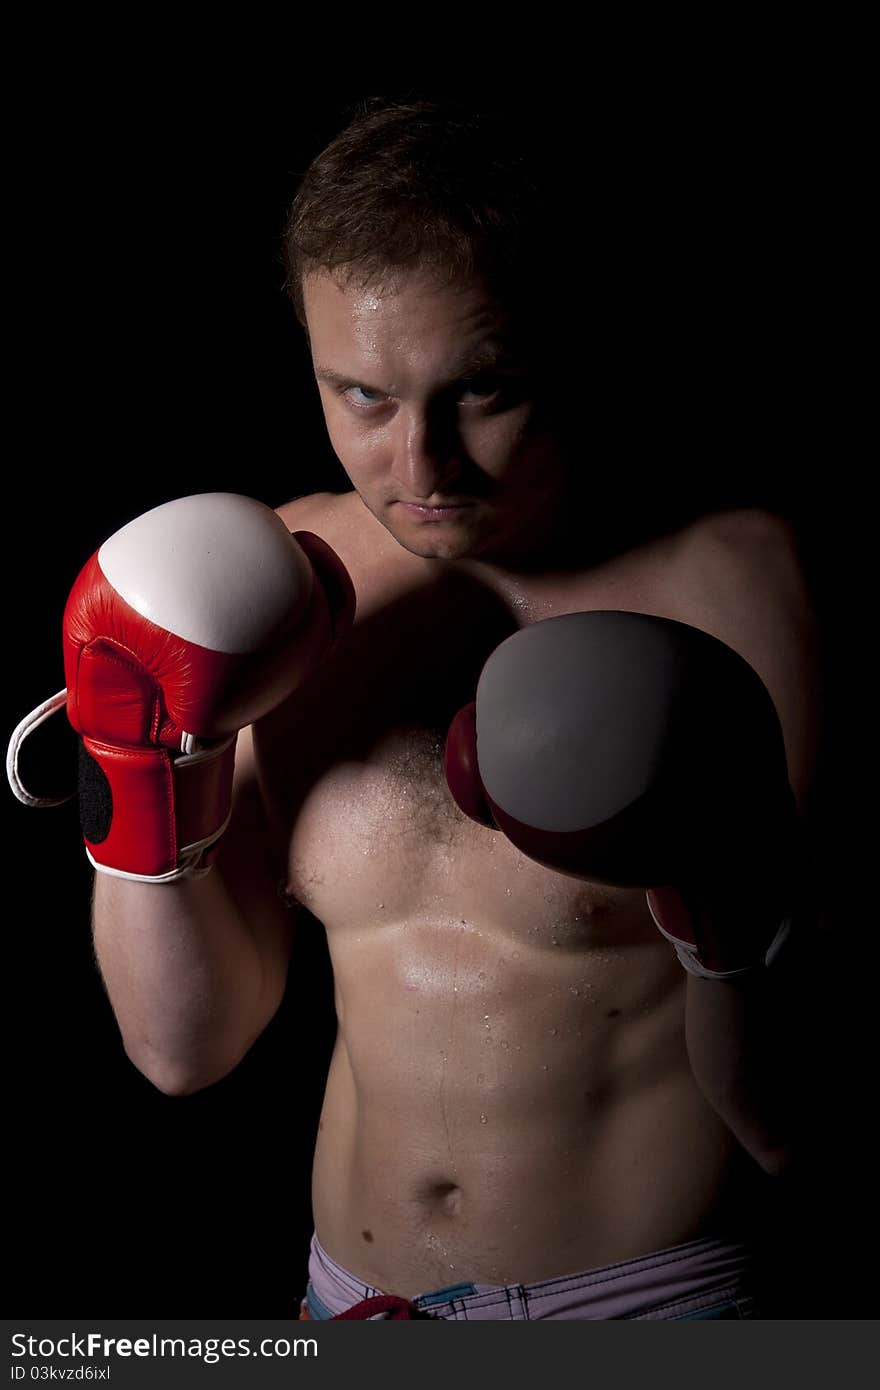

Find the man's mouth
[[397, 500, 475, 520]]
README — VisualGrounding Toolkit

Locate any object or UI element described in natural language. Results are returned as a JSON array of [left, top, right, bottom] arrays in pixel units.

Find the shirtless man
[[27, 99, 824, 1319]]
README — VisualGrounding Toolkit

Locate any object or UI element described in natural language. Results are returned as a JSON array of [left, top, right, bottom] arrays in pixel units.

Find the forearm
[[684, 959, 805, 1177], [93, 867, 289, 1095]]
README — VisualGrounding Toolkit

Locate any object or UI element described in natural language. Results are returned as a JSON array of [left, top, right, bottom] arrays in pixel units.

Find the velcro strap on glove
[[79, 733, 237, 882]]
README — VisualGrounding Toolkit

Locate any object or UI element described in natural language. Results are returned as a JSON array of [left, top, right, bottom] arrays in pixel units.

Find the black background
[[4, 47, 866, 1319]]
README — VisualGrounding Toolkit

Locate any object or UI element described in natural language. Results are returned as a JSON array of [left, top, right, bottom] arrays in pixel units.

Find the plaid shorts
[[298, 1229, 760, 1320]]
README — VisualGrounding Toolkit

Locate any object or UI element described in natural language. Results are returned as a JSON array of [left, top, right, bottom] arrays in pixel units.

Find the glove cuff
[[85, 834, 227, 883], [646, 891, 793, 980], [80, 733, 238, 880]]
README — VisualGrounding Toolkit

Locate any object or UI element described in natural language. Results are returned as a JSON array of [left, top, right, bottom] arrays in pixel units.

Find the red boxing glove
[[445, 610, 800, 979], [8, 493, 354, 882]]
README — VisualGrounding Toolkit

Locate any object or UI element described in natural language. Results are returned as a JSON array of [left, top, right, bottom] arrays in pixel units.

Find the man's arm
[[683, 942, 815, 1177], [93, 721, 296, 1095], [91, 495, 343, 1095], [673, 509, 827, 1176]]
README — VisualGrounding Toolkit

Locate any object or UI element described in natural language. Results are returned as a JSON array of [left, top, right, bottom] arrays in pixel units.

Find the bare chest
[[258, 556, 671, 960], [290, 719, 639, 927]]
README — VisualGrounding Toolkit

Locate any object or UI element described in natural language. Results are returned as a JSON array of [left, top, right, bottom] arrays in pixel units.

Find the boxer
[[13, 98, 823, 1319]]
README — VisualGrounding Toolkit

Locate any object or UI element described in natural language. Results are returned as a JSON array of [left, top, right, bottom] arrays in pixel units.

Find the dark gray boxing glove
[[445, 610, 799, 978]]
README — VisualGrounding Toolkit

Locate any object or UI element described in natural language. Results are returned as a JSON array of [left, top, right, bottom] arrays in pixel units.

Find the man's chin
[[387, 528, 480, 562], [380, 506, 491, 561]]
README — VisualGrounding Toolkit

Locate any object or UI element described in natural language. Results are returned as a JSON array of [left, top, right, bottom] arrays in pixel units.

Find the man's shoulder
[[673, 505, 816, 650], [275, 489, 370, 575], [672, 507, 811, 627], [274, 489, 418, 609], [670, 507, 821, 813], [275, 489, 353, 534], [680, 506, 802, 569]]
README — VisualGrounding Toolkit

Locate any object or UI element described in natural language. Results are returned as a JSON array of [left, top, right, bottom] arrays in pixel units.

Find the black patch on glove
[[78, 741, 113, 843]]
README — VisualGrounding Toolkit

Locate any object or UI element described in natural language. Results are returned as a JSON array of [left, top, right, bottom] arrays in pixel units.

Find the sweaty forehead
[[302, 268, 515, 370]]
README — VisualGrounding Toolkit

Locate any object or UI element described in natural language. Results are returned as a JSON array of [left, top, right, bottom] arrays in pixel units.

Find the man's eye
[[343, 385, 386, 408], [340, 378, 513, 410], [459, 377, 528, 409], [458, 380, 499, 402]]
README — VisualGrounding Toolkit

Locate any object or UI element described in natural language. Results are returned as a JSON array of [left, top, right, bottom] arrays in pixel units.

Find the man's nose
[[390, 407, 462, 497]]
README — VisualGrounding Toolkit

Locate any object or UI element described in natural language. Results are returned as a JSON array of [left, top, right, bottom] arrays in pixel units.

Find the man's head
[[283, 98, 579, 565]]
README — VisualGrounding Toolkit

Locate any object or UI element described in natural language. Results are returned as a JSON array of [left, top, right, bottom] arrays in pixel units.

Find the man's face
[[302, 267, 572, 565]]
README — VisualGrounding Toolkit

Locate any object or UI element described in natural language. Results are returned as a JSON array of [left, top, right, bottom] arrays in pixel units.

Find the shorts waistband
[[302, 1229, 759, 1320]]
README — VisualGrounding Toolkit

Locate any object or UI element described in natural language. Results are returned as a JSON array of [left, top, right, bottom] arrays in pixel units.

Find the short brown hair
[[282, 96, 554, 338]]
